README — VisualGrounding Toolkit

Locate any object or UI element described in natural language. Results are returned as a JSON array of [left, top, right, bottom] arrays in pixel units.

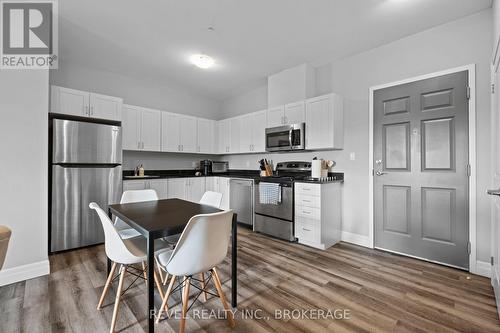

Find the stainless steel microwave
[[265, 123, 305, 152]]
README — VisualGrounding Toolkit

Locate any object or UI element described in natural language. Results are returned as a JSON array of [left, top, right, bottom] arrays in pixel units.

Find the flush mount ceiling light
[[190, 54, 215, 69]]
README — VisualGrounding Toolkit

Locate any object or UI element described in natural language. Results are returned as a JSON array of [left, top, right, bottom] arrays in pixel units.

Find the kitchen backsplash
[[123, 151, 218, 170]]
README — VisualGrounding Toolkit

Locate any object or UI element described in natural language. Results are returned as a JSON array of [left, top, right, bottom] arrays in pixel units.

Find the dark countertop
[[123, 169, 344, 183]]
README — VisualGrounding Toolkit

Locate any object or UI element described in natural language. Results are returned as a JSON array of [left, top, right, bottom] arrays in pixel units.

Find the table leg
[[107, 209, 112, 274], [231, 213, 237, 308], [147, 235, 155, 333]]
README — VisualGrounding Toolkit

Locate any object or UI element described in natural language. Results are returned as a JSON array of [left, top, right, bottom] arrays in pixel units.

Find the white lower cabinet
[[204, 176, 230, 210], [167, 178, 188, 200], [123, 179, 168, 199], [294, 182, 341, 250], [167, 177, 206, 202]]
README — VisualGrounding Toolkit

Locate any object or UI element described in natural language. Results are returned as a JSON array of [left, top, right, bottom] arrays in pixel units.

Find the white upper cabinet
[[239, 110, 267, 153], [140, 108, 162, 151], [217, 119, 231, 154], [229, 117, 241, 154], [267, 105, 285, 127], [162, 113, 181, 152], [252, 110, 267, 152], [305, 93, 344, 150], [161, 113, 198, 153], [180, 116, 197, 153], [266, 101, 305, 127], [122, 105, 141, 150], [50, 86, 122, 121], [89, 93, 122, 121], [197, 118, 214, 153], [284, 101, 305, 125], [122, 105, 161, 151], [51, 86, 89, 117]]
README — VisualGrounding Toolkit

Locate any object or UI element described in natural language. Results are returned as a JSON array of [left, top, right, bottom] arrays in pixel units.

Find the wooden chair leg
[[153, 266, 165, 299], [141, 262, 148, 287], [155, 275, 176, 323], [200, 273, 208, 302], [212, 268, 235, 328], [155, 257, 164, 282], [110, 265, 127, 333], [97, 261, 117, 310], [162, 271, 170, 286], [179, 277, 191, 333]]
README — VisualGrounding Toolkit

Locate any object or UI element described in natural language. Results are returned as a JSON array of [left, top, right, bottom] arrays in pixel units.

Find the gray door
[[51, 165, 122, 252], [374, 71, 469, 269]]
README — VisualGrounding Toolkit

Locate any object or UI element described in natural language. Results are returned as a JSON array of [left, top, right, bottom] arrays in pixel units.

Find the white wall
[[220, 84, 268, 119], [0, 70, 50, 285], [223, 10, 493, 263], [50, 60, 221, 120], [123, 151, 218, 170]]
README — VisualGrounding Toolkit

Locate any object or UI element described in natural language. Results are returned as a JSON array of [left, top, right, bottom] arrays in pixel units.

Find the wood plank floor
[[1, 227, 499, 333]]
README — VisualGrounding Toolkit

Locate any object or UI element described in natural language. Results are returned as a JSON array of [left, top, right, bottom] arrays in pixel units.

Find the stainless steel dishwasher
[[229, 179, 254, 227]]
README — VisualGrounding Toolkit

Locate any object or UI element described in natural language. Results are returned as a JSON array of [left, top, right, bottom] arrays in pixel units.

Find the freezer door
[[51, 165, 122, 252], [52, 119, 122, 164]]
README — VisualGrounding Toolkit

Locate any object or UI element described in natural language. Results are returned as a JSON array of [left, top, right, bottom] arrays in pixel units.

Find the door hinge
[[467, 241, 471, 255], [492, 83, 496, 94], [467, 164, 471, 177], [492, 256, 495, 266], [466, 86, 471, 100]]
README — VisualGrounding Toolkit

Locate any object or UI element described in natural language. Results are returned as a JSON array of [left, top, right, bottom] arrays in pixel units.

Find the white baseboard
[[475, 260, 492, 278], [0, 260, 50, 286], [341, 231, 372, 248]]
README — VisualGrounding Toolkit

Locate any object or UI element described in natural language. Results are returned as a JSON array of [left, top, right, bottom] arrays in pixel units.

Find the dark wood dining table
[[108, 198, 238, 333]]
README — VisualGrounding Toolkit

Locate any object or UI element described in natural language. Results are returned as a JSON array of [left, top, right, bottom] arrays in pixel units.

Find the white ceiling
[[58, 0, 492, 101]]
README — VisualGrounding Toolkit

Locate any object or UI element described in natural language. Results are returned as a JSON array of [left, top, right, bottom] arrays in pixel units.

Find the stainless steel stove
[[253, 162, 312, 241]]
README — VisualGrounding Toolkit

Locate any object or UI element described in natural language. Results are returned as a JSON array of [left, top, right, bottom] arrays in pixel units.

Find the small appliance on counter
[[200, 160, 212, 175], [211, 161, 229, 173]]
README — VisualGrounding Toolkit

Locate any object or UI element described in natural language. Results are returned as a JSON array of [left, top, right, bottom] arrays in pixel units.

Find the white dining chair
[[155, 210, 235, 333], [114, 189, 159, 239], [163, 191, 223, 250], [0, 225, 11, 270], [199, 191, 223, 208], [89, 202, 167, 333]]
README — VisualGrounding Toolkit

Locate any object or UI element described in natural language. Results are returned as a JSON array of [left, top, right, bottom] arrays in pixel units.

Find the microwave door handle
[[289, 128, 293, 150]]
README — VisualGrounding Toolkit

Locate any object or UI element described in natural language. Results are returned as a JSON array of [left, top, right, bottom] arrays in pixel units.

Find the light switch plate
[[350, 152, 356, 161]]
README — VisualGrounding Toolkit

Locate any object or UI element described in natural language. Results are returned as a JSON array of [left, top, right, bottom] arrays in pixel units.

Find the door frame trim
[[368, 64, 477, 274]]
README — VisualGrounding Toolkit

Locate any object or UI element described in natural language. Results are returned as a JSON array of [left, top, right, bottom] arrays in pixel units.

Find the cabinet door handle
[[302, 199, 311, 203], [181, 145, 184, 151], [302, 210, 311, 214], [138, 141, 141, 149], [302, 227, 311, 232], [90, 106, 94, 116]]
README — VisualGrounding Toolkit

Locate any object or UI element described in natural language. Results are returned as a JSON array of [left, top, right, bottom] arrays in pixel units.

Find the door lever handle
[[376, 171, 387, 176], [487, 188, 500, 196]]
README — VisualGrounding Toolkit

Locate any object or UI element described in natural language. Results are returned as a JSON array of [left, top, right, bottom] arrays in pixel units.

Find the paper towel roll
[[311, 160, 322, 178]]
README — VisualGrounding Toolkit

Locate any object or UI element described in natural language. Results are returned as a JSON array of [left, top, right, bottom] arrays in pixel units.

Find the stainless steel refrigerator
[[51, 119, 122, 252]]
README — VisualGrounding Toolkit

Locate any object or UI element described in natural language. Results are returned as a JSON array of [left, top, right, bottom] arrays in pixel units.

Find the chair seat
[[118, 228, 142, 239], [156, 249, 174, 268], [164, 233, 181, 245], [119, 237, 169, 264]]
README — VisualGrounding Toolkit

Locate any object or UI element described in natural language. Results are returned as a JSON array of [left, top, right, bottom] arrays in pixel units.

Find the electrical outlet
[[350, 152, 356, 161]]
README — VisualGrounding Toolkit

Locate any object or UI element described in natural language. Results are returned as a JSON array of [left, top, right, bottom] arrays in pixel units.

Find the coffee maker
[[200, 160, 212, 176]]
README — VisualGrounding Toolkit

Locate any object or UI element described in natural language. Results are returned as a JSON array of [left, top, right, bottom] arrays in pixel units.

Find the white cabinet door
[[218, 119, 231, 153], [239, 114, 253, 153], [197, 118, 214, 153], [187, 177, 206, 203], [205, 177, 219, 192], [252, 110, 267, 152], [180, 116, 197, 153], [229, 117, 241, 154], [162, 113, 181, 152], [89, 93, 122, 121], [141, 108, 161, 151], [149, 179, 168, 199], [123, 180, 147, 192], [284, 101, 305, 125], [219, 177, 230, 210], [50, 86, 89, 117], [305, 94, 343, 150], [167, 178, 187, 200], [267, 105, 285, 127], [122, 105, 141, 150]]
